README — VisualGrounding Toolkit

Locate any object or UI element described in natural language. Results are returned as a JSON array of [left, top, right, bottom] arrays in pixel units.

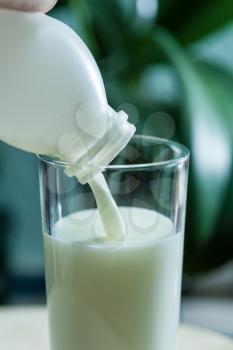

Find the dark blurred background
[[0, 0, 232, 337]]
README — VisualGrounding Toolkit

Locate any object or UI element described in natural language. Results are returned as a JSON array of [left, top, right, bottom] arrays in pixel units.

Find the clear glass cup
[[38, 135, 189, 350]]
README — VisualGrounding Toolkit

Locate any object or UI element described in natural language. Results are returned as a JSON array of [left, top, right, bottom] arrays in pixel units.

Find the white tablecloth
[[0, 307, 233, 349]]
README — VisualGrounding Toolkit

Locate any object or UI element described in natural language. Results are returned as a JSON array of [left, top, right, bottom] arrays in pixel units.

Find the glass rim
[[37, 135, 189, 170]]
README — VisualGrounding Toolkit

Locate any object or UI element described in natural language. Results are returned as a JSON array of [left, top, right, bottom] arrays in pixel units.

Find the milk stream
[[44, 207, 184, 350], [88, 172, 125, 241]]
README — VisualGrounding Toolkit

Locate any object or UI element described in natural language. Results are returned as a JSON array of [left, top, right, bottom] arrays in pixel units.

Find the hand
[[0, 0, 57, 13]]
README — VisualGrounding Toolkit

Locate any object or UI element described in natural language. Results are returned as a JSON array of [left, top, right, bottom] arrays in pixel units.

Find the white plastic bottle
[[0, 9, 136, 240], [0, 9, 135, 185]]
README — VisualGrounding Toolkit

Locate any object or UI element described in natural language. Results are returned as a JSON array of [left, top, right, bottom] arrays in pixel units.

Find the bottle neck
[[56, 104, 136, 184]]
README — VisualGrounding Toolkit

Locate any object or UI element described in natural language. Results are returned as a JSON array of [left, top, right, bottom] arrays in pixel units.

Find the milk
[[44, 207, 184, 350], [88, 173, 125, 240]]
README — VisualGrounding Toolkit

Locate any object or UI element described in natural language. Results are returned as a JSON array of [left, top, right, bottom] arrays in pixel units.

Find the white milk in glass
[[44, 207, 183, 350]]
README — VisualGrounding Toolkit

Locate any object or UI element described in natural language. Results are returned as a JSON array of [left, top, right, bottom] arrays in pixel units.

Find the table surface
[[0, 307, 233, 350]]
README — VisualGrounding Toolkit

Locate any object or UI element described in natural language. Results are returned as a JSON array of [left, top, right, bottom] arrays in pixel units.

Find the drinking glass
[[38, 135, 189, 350]]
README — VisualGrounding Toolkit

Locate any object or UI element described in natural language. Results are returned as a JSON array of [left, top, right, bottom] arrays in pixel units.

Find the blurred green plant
[[51, 0, 233, 273], [0, 149, 10, 303], [0, 208, 9, 303]]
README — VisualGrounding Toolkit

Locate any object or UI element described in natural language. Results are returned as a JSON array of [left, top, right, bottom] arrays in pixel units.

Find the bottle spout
[[57, 102, 136, 184]]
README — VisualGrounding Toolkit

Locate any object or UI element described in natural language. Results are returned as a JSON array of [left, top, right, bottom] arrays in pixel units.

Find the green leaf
[[49, 5, 75, 28], [179, 0, 233, 44], [158, 0, 233, 45], [195, 62, 233, 138], [153, 28, 232, 245]]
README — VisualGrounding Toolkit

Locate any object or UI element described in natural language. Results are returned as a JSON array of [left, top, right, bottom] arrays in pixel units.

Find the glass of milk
[[38, 135, 189, 350]]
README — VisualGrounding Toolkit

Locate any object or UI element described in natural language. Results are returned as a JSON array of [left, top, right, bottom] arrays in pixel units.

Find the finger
[[0, 0, 57, 13]]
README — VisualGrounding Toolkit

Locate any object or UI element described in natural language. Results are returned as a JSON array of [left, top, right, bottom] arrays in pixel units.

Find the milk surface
[[44, 207, 183, 350]]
